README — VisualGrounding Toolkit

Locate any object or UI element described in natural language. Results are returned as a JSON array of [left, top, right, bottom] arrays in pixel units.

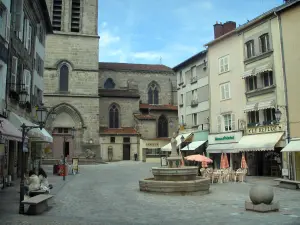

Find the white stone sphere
[[249, 185, 274, 205]]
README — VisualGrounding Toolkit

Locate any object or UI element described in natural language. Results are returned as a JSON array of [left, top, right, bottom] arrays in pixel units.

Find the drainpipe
[[274, 11, 292, 180]]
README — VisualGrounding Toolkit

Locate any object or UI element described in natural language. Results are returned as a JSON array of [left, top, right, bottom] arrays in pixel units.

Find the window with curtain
[[59, 65, 69, 92], [109, 104, 119, 128], [158, 115, 168, 137]]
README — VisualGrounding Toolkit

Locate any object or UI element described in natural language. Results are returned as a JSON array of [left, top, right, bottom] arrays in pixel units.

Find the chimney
[[223, 21, 236, 35], [213, 21, 224, 39]]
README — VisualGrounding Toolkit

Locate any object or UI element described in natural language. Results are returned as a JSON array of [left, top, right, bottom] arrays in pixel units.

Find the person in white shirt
[[24, 170, 40, 195]]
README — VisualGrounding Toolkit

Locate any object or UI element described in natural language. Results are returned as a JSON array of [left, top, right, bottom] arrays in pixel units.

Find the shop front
[[9, 112, 53, 172], [281, 138, 300, 181], [0, 117, 24, 184], [161, 133, 193, 152], [181, 130, 208, 156], [140, 138, 170, 163], [206, 131, 243, 169], [234, 124, 285, 177]]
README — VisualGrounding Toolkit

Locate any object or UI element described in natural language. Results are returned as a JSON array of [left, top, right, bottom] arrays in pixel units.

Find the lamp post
[[0, 130, 4, 144], [275, 108, 282, 123], [62, 127, 75, 181], [274, 107, 289, 179], [19, 102, 48, 215], [19, 89, 28, 106]]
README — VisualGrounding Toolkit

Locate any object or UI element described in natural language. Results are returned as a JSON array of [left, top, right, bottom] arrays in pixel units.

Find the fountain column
[[167, 132, 182, 168]]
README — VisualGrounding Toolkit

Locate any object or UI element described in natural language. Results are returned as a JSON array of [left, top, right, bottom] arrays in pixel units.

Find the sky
[[98, 0, 284, 68]]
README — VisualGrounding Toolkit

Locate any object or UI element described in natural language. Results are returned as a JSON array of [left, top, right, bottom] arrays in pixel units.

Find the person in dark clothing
[[134, 153, 138, 161]]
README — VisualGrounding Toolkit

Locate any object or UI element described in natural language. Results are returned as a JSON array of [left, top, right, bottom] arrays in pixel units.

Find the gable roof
[[205, 0, 299, 46], [98, 62, 173, 73], [173, 50, 207, 72]]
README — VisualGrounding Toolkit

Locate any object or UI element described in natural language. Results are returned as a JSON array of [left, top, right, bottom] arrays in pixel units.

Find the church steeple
[[46, 0, 98, 35]]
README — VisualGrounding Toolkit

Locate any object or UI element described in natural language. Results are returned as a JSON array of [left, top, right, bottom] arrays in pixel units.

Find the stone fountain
[[139, 132, 210, 194]]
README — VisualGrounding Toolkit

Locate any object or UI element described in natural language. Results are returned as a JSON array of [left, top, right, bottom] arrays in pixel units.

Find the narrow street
[[1, 162, 300, 225]]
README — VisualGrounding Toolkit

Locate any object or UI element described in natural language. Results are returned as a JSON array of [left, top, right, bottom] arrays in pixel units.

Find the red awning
[[0, 118, 23, 142]]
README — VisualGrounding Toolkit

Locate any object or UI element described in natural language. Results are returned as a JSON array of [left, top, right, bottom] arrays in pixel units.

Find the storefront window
[[146, 148, 162, 158]]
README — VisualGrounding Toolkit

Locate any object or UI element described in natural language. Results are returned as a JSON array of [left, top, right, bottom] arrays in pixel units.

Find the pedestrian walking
[[134, 153, 138, 161]]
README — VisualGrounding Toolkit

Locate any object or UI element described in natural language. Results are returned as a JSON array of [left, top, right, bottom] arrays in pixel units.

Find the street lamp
[[275, 108, 282, 123], [180, 135, 184, 144], [169, 119, 174, 128], [19, 89, 28, 105], [62, 127, 75, 181], [0, 130, 4, 144], [19, 103, 48, 214]]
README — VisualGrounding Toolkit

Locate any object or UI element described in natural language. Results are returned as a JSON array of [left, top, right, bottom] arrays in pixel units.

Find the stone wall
[[99, 70, 177, 105], [100, 136, 138, 161], [99, 97, 139, 128], [43, 0, 100, 159]]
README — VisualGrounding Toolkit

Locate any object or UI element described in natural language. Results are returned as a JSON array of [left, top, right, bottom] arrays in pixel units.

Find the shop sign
[[208, 132, 242, 145], [146, 142, 159, 147], [247, 125, 283, 135], [215, 136, 234, 141]]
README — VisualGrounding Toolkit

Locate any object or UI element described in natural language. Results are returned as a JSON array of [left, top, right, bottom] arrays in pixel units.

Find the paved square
[[1, 161, 300, 225]]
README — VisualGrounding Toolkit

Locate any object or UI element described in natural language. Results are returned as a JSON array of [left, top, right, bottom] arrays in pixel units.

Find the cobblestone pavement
[[1, 162, 300, 225]]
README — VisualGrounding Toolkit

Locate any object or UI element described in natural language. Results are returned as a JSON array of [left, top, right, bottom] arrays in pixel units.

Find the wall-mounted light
[[275, 108, 282, 123]]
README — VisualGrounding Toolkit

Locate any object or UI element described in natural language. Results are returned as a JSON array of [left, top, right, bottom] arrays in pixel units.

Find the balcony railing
[[247, 120, 278, 128], [190, 76, 198, 84], [191, 99, 198, 107]]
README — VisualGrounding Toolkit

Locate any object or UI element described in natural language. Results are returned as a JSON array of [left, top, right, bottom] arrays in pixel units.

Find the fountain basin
[[152, 166, 198, 181], [139, 177, 210, 193]]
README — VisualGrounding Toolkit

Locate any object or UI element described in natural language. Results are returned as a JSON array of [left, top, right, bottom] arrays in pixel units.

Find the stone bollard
[[245, 185, 279, 212]]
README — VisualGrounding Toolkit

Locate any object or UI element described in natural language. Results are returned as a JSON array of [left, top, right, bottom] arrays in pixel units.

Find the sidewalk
[[0, 165, 75, 216]]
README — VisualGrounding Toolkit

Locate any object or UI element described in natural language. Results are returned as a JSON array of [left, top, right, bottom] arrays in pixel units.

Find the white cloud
[[131, 52, 162, 60], [100, 21, 107, 29], [201, 1, 213, 10], [170, 44, 198, 54], [99, 31, 120, 47]]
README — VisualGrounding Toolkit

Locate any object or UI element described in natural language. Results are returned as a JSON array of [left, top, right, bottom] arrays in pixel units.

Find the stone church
[[42, 0, 178, 162], [43, 0, 100, 161], [98, 63, 178, 162]]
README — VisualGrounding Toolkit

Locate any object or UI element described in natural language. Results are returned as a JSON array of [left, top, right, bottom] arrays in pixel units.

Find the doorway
[[8, 141, 15, 179], [123, 144, 131, 160], [64, 142, 70, 157]]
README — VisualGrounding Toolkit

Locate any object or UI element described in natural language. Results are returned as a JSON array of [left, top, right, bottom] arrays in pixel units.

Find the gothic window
[[52, 0, 62, 31], [109, 104, 119, 128], [59, 65, 69, 92], [71, 0, 81, 32], [104, 78, 115, 89], [158, 115, 168, 137], [148, 82, 159, 104]]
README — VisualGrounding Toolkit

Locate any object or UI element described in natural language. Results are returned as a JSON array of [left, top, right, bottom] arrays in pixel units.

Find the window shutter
[[224, 57, 229, 71], [24, 70, 31, 101], [15, 0, 23, 31], [225, 83, 230, 99], [18, 10, 24, 40], [5, 12, 10, 42], [231, 113, 236, 131], [186, 114, 192, 127], [24, 19, 29, 49], [1, 61, 6, 99], [217, 115, 222, 132], [28, 25, 32, 53], [220, 85, 225, 100], [219, 58, 224, 73], [186, 91, 192, 105], [11, 57, 18, 91]]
